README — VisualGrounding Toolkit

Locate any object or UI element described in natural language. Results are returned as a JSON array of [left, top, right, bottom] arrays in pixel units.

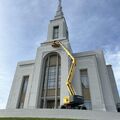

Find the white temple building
[[0, 1, 120, 120]]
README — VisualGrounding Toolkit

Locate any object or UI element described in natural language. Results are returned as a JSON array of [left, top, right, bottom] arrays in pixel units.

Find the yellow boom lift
[[52, 41, 86, 109]]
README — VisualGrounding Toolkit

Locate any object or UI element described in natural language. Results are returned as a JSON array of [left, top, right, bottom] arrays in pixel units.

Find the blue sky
[[0, 0, 120, 108]]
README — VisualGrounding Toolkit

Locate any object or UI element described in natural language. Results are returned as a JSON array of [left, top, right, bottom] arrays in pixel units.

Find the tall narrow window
[[53, 26, 59, 39], [80, 69, 92, 110], [40, 53, 61, 109], [17, 76, 29, 109]]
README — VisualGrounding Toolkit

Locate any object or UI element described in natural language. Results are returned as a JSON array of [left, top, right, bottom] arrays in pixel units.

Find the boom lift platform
[[52, 41, 86, 109]]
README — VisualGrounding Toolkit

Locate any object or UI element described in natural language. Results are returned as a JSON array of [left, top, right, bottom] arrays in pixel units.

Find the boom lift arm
[[52, 41, 84, 109], [52, 41, 76, 96]]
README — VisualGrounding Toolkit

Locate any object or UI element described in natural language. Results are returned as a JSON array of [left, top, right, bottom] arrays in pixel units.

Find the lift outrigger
[[52, 40, 86, 109]]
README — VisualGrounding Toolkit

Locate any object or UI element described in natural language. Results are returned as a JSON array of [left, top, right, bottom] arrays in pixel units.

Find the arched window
[[40, 52, 61, 109]]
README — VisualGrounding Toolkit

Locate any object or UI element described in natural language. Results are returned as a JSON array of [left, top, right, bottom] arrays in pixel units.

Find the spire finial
[[59, 0, 61, 7], [54, 0, 64, 19]]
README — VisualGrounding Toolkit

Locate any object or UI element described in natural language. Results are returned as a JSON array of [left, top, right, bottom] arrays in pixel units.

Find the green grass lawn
[[0, 118, 75, 120]]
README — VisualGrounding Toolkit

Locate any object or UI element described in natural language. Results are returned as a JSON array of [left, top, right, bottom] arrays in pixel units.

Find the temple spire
[[54, 0, 64, 19], [47, 0, 68, 41], [59, 0, 61, 6]]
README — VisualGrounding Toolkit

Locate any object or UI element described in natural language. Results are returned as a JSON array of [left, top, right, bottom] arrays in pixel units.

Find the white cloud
[[105, 50, 120, 95], [0, 65, 13, 109]]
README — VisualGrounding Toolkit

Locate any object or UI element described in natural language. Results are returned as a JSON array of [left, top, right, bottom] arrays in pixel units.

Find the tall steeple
[[47, 0, 69, 41], [54, 0, 64, 19]]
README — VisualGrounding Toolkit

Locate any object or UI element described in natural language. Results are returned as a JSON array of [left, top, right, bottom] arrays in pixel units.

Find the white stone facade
[[6, 44, 120, 112]]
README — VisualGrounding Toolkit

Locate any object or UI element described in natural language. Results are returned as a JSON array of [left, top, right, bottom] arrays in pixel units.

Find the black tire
[[117, 108, 120, 112], [81, 106, 87, 110], [61, 105, 66, 109]]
